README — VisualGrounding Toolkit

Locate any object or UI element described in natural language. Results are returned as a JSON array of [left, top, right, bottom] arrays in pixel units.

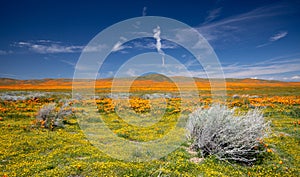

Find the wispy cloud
[[291, 75, 300, 80], [222, 57, 300, 79], [142, 6, 147, 16], [16, 40, 82, 53], [83, 44, 107, 53], [60, 59, 76, 67], [99, 55, 300, 81], [270, 31, 288, 41], [111, 38, 178, 53], [15, 40, 106, 54], [203, 8, 222, 24], [112, 36, 134, 52], [200, 3, 288, 29], [157, 56, 300, 81], [197, 3, 292, 43], [256, 31, 288, 48], [125, 68, 136, 77], [0, 72, 19, 78], [112, 41, 123, 52], [112, 41, 132, 52], [256, 43, 270, 48], [0, 50, 13, 55]]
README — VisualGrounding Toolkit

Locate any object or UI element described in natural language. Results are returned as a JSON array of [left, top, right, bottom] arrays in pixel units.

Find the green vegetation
[[0, 88, 299, 176]]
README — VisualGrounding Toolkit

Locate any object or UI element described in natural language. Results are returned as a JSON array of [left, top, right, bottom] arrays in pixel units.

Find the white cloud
[[111, 36, 178, 53], [197, 3, 292, 43], [269, 31, 288, 41], [153, 26, 165, 66], [172, 57, 300, 81], [112, 41, 124, 52], [0, 72, 18, 78], [111, 37, 131, 52], [256, 31, 288, 48], [153, 27, 161, 42], [60, 59, 76, 67], [203, 8, 222, 24], [36, 39, 61, 43], [291, 75, 300, 80], [83, 44, 107, 52], [184, 59, 201, 68], [74, 64, 99, 73], [200, 4, 287, 30], [142, 6, 147, 16], [0, 50, 13, 55], [17, 41, 82, 53], [126, 68, 136, 77], [256, 43, 271, 48], [281, 75, 300, 81], [222, 58, 300, 78], [16, 40, 106, 54], [98, 56, 300, 81]]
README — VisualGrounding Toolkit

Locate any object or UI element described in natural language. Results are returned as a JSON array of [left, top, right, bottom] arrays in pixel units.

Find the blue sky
[[0, 0, 300, 81]]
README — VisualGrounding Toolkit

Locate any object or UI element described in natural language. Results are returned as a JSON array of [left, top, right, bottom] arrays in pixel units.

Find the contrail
[[142, 6, 147, 16], [153, 26, 165, 66]]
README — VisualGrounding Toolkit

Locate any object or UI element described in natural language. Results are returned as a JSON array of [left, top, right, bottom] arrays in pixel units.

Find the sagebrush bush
[[186, 104, 270, 164], [36, 100, 73, 130]]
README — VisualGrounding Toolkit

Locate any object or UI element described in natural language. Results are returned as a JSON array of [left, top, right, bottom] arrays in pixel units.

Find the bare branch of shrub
[[186, 104, 270, 164]]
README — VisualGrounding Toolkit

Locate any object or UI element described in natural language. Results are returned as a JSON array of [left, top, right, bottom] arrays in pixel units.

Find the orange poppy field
[[0, 76, 299, 176]]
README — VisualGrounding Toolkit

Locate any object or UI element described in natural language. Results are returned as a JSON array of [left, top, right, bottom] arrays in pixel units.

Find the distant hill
[[0, 74, 299, 90], [135, 73, 173, 82], [0, 78, 20, 85], [0, 78, 74, 86]]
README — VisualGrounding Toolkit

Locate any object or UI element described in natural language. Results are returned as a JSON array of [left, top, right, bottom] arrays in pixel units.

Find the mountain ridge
[[1, 74, 299, 90], [0, 75, 293, 84]]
